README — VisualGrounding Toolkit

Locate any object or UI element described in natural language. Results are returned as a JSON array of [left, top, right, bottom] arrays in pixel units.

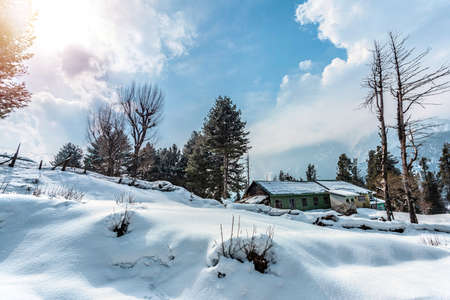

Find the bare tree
[[388, 32, 450, 224], [363, 40, 394, 221], [87, 104, 130, 176], [119, 82, 164, 178]]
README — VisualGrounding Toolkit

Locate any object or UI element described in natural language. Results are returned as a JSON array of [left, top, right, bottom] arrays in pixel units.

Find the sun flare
[[32, 0, 96, 49]]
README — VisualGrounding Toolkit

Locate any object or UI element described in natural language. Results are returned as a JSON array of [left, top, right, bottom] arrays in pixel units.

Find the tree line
[[275, 145, 450, 216], [52, 93, 250, 203]]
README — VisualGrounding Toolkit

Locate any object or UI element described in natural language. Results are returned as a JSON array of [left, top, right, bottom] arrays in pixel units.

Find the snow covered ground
[[1, 161, 450, 299]]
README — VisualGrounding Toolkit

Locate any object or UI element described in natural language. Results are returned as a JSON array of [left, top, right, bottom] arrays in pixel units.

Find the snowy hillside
[[1, 161, 450, 300]]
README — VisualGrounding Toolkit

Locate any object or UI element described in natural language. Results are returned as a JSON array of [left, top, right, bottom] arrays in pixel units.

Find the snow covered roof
[[329, 189, 359, 197], [316, 180, 372, 195], [370, 197, 386, 204], [254, 181, 327, 195], [241, 195, 268, 204]]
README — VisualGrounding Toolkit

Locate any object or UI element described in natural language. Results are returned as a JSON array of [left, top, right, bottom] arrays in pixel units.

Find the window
[[358, 195, 366, 202], [275, 200, 282, 209], [324, 195, 330, 205], [346, 199, 350, 203], [289, 199, 295, 209], [302, 198, 307, 207], [313, 197, 319, 206]]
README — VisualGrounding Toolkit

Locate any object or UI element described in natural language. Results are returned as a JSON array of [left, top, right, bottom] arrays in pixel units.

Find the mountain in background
[[253, 119, 450, 181]]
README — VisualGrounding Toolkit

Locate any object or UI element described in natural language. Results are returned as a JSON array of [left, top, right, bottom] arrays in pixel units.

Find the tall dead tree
[[388, 32, 450, 224], [87, 104, 130, 176], [119, 82, 164, 178], [363, 40, 394, 221]]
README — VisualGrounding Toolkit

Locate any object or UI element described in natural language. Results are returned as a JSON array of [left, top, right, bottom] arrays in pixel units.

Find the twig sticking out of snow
[[421, 234, 448, 247], [109, 192, 135, 237]]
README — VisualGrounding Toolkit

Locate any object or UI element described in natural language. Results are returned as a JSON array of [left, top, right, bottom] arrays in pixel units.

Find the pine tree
[[350, 158, 365, 187], [203, 96, 250, 200], [306, 164, 317, 181], [366, 149, 379, 191], [51, 143, 83, 168], [336, 154, 352, 182], [84, 140, 103, 173], [419, 157, 445, 214], [151, 144, 186, 187], [134, 142, 156, 179], [184, 132, 223, 199], [438, 143, 450, 211], [279, 170, 298, 182]]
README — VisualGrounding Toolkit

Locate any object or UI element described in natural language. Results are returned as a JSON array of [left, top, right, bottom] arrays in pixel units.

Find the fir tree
[[184, 132, 223, 199], [51, 143, 83, 168], [336, 153, 352, 182], [438, 143, 450, 210], [366, 146, 400, 191], [419, 157, 445, 214], [279, 170, 298, 182], [203, 96, 250, 200], [350, 158, 365, 187], [306, 163, 317, 181], [154, 144, 186, 187]]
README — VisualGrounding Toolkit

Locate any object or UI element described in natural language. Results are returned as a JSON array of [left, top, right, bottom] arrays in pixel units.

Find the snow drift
[[1, 162, 450, 299]]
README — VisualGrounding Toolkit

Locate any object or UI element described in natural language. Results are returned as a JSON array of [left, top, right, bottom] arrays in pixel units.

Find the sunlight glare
[[32, 0, 96, 49]]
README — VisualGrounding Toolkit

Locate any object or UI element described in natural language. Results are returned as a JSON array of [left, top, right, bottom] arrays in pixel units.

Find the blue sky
[[1, 0, 449, 180], [158, 0, 346, 146]]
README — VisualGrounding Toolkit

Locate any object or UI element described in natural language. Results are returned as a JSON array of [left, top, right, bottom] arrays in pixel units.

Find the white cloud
[[298, 59, 312, 71], [1, 0, 197, 159], [250, 0, 450, 157]]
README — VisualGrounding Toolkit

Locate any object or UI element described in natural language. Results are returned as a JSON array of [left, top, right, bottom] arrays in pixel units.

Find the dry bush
[[421, 235, 448, 247], [216, 216, 275, 273], [114, 192, 135, 205], [45, 185, 85, 202], [109, 192, 135, 237]]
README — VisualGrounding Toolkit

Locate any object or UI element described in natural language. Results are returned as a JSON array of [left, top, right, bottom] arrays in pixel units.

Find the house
[[316, 180, 372, 209], [242, 181, 331, 211], [242, 180, 374, 213]]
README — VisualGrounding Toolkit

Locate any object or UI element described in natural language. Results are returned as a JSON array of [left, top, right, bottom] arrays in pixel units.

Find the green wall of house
[[269, 193, 331, 211]]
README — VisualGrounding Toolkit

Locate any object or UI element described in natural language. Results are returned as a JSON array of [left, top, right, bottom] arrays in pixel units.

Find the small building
[[316, 180, 372, 209], [370, 197, 386, 210], [242, 181, 331, 211], [242, 180, 374, 213]]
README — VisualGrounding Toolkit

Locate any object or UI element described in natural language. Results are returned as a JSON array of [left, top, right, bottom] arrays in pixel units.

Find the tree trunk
[[378, 77, 394, 221], [380, 126, 394, 220], [397, 93, 418, 223], [131, 146, 140, 178], [223, 154, 228, 200]]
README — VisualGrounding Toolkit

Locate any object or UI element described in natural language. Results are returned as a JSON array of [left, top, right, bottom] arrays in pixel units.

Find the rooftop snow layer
[[317, 180, 372, 194], [329, 189, 359, 197], [242, 195, 268, 204], [255, 181, 327, 195]]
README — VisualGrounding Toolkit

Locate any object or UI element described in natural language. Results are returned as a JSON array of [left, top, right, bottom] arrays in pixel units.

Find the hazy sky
[[1, 0, 450, 179]]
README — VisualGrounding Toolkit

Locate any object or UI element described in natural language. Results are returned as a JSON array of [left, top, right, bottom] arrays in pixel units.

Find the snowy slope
[[1, 162, 450, 300]]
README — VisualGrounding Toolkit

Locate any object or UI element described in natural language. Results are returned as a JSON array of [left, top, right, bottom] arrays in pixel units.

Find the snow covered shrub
[[109, 192, 135, 237], [209, 216, 275, 274]]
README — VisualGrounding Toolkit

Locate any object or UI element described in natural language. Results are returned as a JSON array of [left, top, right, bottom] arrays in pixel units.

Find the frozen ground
[[1, 160, 450, 300]]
